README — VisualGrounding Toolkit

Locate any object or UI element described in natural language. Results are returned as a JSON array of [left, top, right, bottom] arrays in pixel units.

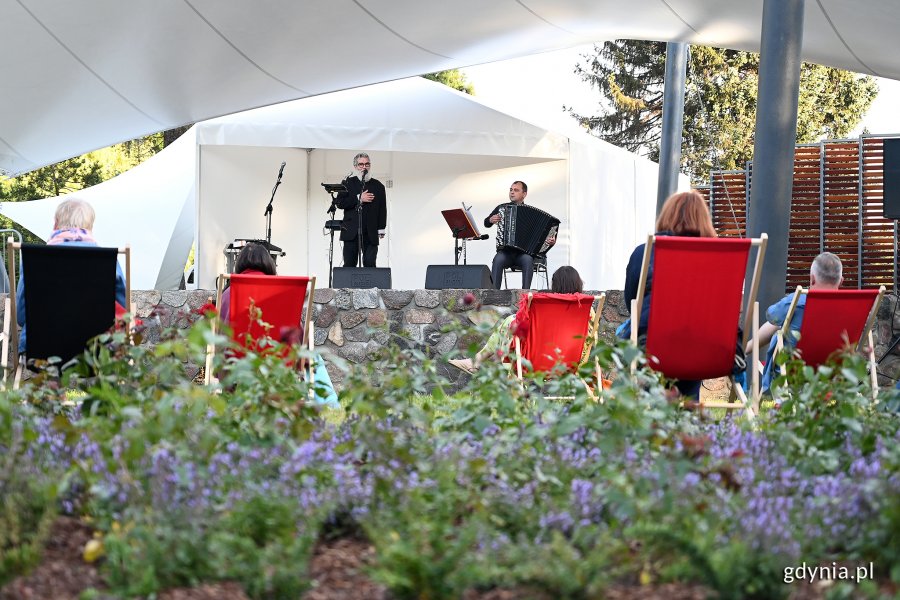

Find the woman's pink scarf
[[47, 228, 97, 245]]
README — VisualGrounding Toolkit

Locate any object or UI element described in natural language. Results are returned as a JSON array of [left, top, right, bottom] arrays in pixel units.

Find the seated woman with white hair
[[15, 198, 127, 353]]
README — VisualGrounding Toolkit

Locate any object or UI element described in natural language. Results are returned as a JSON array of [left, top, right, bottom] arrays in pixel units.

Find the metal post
[[747, 0, 805, 311], [657, 42, 689, 213]]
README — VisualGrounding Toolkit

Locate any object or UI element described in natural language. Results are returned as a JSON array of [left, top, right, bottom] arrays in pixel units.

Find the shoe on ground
[[448, 358, 476, 374]]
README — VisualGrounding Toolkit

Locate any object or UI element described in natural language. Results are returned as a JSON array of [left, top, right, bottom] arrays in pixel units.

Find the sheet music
[[462, 202, 482, 238]]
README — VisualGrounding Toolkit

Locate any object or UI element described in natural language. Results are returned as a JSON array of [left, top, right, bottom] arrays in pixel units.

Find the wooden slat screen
[[822, 141, 861, 288], [709, 170, 747, 238], [787, 145, 822, 290], [698, 135, 898, 291], [860, 138, 897, 288]]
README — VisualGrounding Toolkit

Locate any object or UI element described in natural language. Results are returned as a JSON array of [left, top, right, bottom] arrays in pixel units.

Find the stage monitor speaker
[[883, 137, 900, 219], [332, 267, 392, 289], [425, 264, 493, 289]]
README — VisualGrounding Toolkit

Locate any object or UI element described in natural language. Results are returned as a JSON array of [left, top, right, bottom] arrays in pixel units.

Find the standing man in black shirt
[[335, 152, 387, 267], [483, 180, 555, 289]]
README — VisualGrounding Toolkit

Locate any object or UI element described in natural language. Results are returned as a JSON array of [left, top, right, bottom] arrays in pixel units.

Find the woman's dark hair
[[235, 243, 277, 275], [551, 265, 583, 294]]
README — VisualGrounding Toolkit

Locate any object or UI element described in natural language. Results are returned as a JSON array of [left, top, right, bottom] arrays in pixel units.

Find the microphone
[[278, 161, 286, 179], [361, 168, 368, 183]]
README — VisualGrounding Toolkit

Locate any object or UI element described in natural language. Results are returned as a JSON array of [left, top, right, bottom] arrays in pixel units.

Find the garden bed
[[1, 311, 898, 599]]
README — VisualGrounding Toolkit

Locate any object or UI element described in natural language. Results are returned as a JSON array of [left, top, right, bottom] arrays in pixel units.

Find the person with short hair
[[483, 180, 556, 290], [448, 265, 588, 373], [15, 198, 127, 352], [335, 152, 387, 268], [749, 252, 844, 394]]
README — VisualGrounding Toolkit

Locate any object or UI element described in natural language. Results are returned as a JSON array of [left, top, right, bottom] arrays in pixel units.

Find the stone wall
[[3, 289, 898, 388], [874, 291, 900, 388]]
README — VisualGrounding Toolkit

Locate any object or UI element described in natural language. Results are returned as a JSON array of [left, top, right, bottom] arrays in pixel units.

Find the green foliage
[[765, 348, 893, 470], [422, 69, 475, 94], [1, 309, 898, 598], [0, 395, 59, 585], [570, 40, 878, 182]]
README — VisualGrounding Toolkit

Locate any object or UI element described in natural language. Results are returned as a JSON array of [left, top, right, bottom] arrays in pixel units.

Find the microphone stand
[[452, 227, 465, 265], [357, 171, 367, 268], [264, 163, 285, 246]]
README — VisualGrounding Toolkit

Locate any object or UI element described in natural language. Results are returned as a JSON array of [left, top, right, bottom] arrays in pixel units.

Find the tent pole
[[656, 41, 688, 213]]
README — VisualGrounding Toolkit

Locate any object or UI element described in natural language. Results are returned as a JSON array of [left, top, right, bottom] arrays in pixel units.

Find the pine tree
[[569, 41, 878, 182]]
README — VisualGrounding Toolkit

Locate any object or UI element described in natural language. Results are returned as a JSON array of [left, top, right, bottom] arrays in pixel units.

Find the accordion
[[495, 204, 560, 256]]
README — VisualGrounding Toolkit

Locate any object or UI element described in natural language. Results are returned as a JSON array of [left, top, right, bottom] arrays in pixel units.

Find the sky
[[461, 44, 900, 147]]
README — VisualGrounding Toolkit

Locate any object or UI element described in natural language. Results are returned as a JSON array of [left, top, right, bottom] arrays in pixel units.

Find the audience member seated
[[748, 252, 843, 394], [220, 243, 338, 408], [448, 265, 591, 374], [16, 198, 126, 353], [616, 190, 718, 399]]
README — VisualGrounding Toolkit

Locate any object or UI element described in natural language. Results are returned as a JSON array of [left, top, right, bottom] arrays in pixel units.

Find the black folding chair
[[3, 240, 131, 386], [503, 254, 549, 290]]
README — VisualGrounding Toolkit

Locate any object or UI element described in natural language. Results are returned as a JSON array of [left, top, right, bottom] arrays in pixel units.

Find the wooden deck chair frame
[[3, 238, 132, 388], [204, 274, 317, 392], [513, 292, 606, 401], [773, 284, 885, 399], [630, 233, 768, 418]]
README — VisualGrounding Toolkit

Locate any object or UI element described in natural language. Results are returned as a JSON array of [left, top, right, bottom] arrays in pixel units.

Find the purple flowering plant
[[1, 311, 898, 598]]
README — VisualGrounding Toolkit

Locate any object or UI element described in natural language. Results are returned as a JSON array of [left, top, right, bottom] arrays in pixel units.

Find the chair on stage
[[771, 285, 885, 398], [204, 273, 316, 387], [503, 254, 549, 290], [630, 234, 768, 417], [2, 240, 132, 387], [512, 291, 606, 400]]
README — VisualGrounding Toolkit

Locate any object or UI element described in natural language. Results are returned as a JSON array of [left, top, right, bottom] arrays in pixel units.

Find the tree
[[423, 69, 475, 95], [0, 156, 103, 202], [568, 41, 878, 182]]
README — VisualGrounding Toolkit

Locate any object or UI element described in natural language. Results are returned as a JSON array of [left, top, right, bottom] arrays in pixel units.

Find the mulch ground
[[0, 517, 105, 600], [0, 518, 715, 599], [5, 510, 892, 600]]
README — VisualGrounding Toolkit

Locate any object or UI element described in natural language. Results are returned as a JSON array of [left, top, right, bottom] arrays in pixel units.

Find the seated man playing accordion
[[484, 180, 558, 290]]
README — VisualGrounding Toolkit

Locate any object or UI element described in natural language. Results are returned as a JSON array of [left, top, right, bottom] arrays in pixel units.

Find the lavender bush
[[0, 310, 897, 599]]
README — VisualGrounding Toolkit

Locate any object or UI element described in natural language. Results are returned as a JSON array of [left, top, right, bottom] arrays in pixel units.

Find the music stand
[[441, 206, 483, 265]]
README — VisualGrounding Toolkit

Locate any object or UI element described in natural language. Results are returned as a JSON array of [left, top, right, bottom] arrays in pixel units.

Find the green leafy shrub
[[0, 395, 59, 585]]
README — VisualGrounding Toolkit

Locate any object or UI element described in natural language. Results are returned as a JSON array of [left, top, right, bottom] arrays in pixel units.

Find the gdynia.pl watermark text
[[784, 562, 874, 584]]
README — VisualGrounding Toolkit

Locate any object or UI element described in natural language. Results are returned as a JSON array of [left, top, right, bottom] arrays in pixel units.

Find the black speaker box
[[425, 264, 493, 289], [332, 267, 392, 289], [883, 137, 900, 219]]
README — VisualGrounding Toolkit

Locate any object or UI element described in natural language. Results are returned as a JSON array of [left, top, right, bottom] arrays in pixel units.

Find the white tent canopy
[[2, 0, 898, 176], [0, 78, 687, 290]]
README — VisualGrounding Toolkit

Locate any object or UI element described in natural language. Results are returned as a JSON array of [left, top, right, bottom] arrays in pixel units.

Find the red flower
[[195, 302, 218, 317], [462, 292, 476, 306]]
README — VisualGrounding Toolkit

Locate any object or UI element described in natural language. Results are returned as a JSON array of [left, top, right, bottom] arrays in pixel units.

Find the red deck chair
[[204, 273, 316, 386], [630, 234, 768, 417], [513, 291, 606, 400], [774, 285, 885, 396]]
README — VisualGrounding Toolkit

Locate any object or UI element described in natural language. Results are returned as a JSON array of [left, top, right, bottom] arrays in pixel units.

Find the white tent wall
[[196, 145, 309, 289], [306, 150, 568, 289], [0, 130, 197, 290], [567, 139, 688, 290], [3, 79, 675, 292]]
